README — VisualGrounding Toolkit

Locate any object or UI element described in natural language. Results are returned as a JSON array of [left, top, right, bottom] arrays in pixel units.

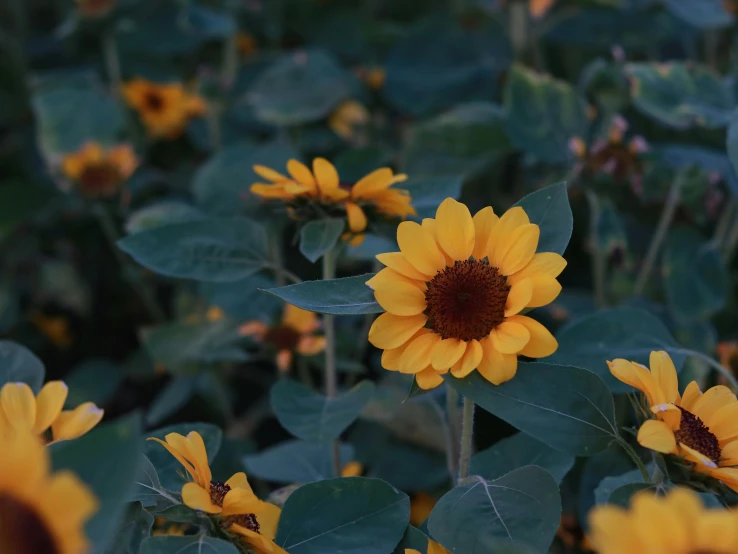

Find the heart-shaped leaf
[[513, 182, 572, 255], [0, 340, 45, 392], [299, 218, 345, 263], [265, 274, 381, 315], [243, 440, 355, 484]]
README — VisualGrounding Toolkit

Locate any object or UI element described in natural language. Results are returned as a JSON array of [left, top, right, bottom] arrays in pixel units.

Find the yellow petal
[[286, 159, 317, 189], [352, 168, 395, 198], [43, 471, 98, 529], [182, 431, 212, 487], [398, 333, 441, 374], [415, 367, 444, 390], [33, 381, 68, 434], [694, 511, 738, 551], [222, 487, 261, 516], [374, 281, 427, 316], [588, 506, 643, 554], [147, 436, 198, 480], [313, 157, 340, 193], [504, 278, 533, 317], [450, 339, 483, 378], [680, 381, 702, 411], [283, 304, 319, 334], [341, 461, 363, 477], [629, 493, 687, 553], [428, 540, 452, 554], [376, 252, 430, 282], [510, 315, 558, 358], [253, 501, 282, 539], [489, 321, 530, 354], [487, 207, 529, 262], [477, 338, 518, 385], [297, 335, 326, 356], [496, 224, 540, 276], [397, 221, 446, 277], [637, 419, 677, 454], [368, 312, 428, 350], [649, 351, 679, 405], [679, 443, 717, 469], [435, 198, 474, 261], [0, 382, 36, 432], [51, 402, 104, 441], [253, 164, 288, 183], [366, 267, 423, 291], [718, 440, 738, 465], [607, 359, 661, 405], [422, 218, 454, 266], [691, 385, 737, 425], [430, 338, 467, 370], [226, 472, 254, 493], [181, 482, 222, 513], [525, 276, 562, 308], [509, 252, 567, 281], [346, 202, 368, 233], [471, 207, 499, 260], [703, 467, 738, 493], [250, 183, 292, 199]]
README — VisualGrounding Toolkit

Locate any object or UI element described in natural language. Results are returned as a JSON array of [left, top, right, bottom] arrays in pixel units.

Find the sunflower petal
[[0, 382, 36, 432], [51, 403, 104, 442], [374, 281, 427, 316], [33, 381, 68, 434], [509, 315, 558, 358], [397, 221, 447, 276], [637, 419, 677, 454], [450, 340, 483, 378], [505, 278, 534, 317], [430, 338, 467, 370], [253, 164, 288, 183], [415, 367, 445, 390], [398, 333, 441, 374], [352, 168, 394, 198], [477, 338, 518, 385], [368, 313, 428, 350], [313, 158, 340, 193], [182, 482, 222, 513], [376, 252, 430, 281], [487, 207, 529, 262], [472, 207, 499, 260], [286, 159, 317, 189], [649, 351, 679, 405], [346, 202, 368, 233], [508, 252, 567, 282], [496, 224, 540, 276], [435, 198, 474, 260], [489, 321, 530, 354]]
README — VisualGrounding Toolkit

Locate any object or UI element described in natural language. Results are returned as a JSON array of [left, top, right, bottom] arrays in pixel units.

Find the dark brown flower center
[[586, 143, 641, 179], [145, 92, 165, 112], [264, 326, 301, 351], [675, 407, 721, 463], [424, 259, 509, 341], [0, 493, 59, 554], [79, 162, 121, 192], [210, 481, 231, 507], [209, 482, 260, 534]]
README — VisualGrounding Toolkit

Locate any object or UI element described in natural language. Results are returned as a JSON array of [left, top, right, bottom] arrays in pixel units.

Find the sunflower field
[[5, 0, 738, 553]]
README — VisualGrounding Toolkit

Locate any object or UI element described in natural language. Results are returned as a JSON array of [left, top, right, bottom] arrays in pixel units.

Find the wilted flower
[[61, 142, 138, 198], [367, 198, 563, 390], [328, 100, 370, 141]]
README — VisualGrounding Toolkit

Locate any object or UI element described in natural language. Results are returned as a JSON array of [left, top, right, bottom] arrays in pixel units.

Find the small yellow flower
[[0, 430, 98, 554], [367, 198, 563, 390], [409, 492, 436, 526], [152, 517, 191, 536], [0, 382, 103, 444], [340, 461, 364, 477], [61, 142, 138, 198], [240, 304, 325, 373], [75, 0, 116, 17], [149, 431, 286, 554], [31, 311, 73, 349], [122, 78, 206, 140], [406, 538, 451, 554], [328, 100, 370, 140], [588, 487, 738, 553], [609, 351, 738, 492]]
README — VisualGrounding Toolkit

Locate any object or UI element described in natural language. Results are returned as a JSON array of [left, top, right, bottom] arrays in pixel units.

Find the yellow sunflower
[[609, 351, 738, 492], [0, 429, 98, 554], [250, 158, 415, 245], [588, 487, 738, 554], [328, 100, 370, 141], [61, 142, 138, 198], [0, 382, 104, 443], [239, 304, 326, 373], [122, 78, 206, 139], [149, 431, 286, 554], [367, 197, 563, 390], [406, 539, 451, 554]]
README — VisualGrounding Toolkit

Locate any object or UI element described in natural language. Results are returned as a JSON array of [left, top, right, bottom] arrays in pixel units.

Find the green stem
[[102, 33, 123, 99], [509, 1, 528, 58], [322, 247, 340, 474], [713, 197, 735, 250], [457, 397, 475, 482], [268, 230, 286, 287], [671, 348, 738, 391], [723, 211, 738, 265], [617, 438, 651, 484], [585, 191, 607, 308], [445, 386, 460, 484]]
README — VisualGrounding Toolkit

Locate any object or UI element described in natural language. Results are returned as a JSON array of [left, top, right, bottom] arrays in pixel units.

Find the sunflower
[[0, 382, 104, 443], [328, 100, 370, 141], [250, 158, 415, 245], [122, 78, 206, 139], [0, 430, 98, 554], [149, 431, 286, 554], [410, 492, 437, 526], [61, 142, 138, 198], [239, 304, 326, 373], [588, 487, 738, 554], [357, 66, 386, 90], [340, 461, 363, 477], [609, 351, 738, 492], [367, 197, 563, 390], [406, 539, 451, 554]]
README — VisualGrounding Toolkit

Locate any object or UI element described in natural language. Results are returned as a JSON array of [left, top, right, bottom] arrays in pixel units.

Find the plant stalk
[[616, 438, 651, 484], [445, 386, 460, 484], [322, 247, 340, 474], [102, 34, 123, 99], [585, 191, 607, 308], [457, 396, 475, 482]]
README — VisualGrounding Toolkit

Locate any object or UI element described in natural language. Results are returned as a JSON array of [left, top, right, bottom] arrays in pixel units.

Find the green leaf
[[201, 274, 282, 322], [394, 525, 430, 553], [625, 62, 734, 129], [594, 465, 652, 505], [663, 0, 732, 29], [663, 228, 728, 321], [504, 64, 588, 163], [150, 504, 200, 524], [264, 274, 381, 315], [471, 433, 575, 484], [428, 466, 561, 553], [727, 113, 738, 193], [275, 477, 410, 554], [102, 502, 154, 554], [299, 218, 345, 263], [547, 307, 683, 393], [130, 454, 178, 510], [65, 359, 122, 408], [246, 49, 351, 126], [0, 183, 51, 241], [271, 380, 375, 442], [446, 363, 617, 456], [146, 377, 199, 426], [513, 182, 572, 255], [140, 536, 239, 554], [192, 141, 298, 215], [117, 218, 269, 282], [145, 423, 222, 492], [51, 413, 142, 554], [125, 202, 206, 235], [0, 340, 45, 392], [402, 176, 464, 220], [243, 440, 355, 484], [607, 483, 657, 507], [577, 444, 632, 525]]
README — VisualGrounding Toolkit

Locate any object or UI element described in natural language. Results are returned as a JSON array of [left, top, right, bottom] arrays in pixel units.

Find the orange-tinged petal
[[489, 321, 530, 354], [477, 338, 518, 385], [286, 159, 317, 189], [435, 198, 474, 260], [509, 252, 567, 281], [33, 381, 68, 434], [375, 252, 429, 282], [226, 472, 254, 493], [526, 276, 562, 308], [415, 367, 444, 390], [704, 467, 738, 493], [398, 333, 441, 374], [368, 313, 427, 350], [397, 221, 446, 277], [487, 206, 529, 261], [51, 402, 104, 442], [496, 224, 540, 276], [637, 419, 677, 454], [250, 184, 293, 199], [352, 168, 395, 198], [450, 339, 483, 378], [313, 158, 340, 193], [510, 315, 558, 358], [346, 202, 368, 233], [649, 351, 679, 405], [505, 278, 533, 317], [182, 482, 221, 513], [374, 282, 427, 316], [0, 382, 36, 432], [283, 304, 319, 334], [222, 487, 262, 516], [147, 436, 198, 480], [253, 164, 288, 183], [430, 338, 467, 370], [607, 359, 660, 404], [366, 267, 425, 291], [472, 207, 499, 260], [691, 385, 737, 425]]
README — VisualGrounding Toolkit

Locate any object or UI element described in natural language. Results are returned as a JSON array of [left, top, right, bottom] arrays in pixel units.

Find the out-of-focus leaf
[[607, 483, 658, 507], [578, 444, 632, 526], [129, 454, 177, 511], [124, 202, 206, 235], [402, 176, 464, 220], [657, 144, 738, 197], [299, 218, 345, 263], [146, 376, 199, 426], [726, 112, 738, 196], [0, 183, 51, 241], [513, 182, 573, 255], [594, 465, 651, 505], [243, 440, 355, 484], [393, 526, 430, 554], [0, 340, 45, 392], [663, 0, 733, 29], [65, 359, 122, 408], [265, 274, 381, 315], [200, 274, 281, 322], [103, 502, 154, 554], [140, 536, 238, 554]]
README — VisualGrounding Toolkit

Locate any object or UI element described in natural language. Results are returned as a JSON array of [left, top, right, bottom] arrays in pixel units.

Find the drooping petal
[[313, 158, 340, 194], [147, 436, 198, 481], [649, 350, 680, 405], [33, 381, 68, 434], [368, 313, 428, 350], [397, 221, 446, 277], [637, 419, 677, 454], [0, 382, 36, 432], [435, 198, 474, 261], [430, 338, 467, 370], [51, 402, 104, 442], [373, 281, 427, 316], [489, 321, 530, 354], [181, 482, 222, 513], [471, 207, 498, 260], [509, 315, 558, 358], [397, 333, 442, 374], [607, 359, 662, 406], [477, 338, 518, 385], [450, 340, 483, 378], [504, 278, 533, 317], [415, 367, 444, 390], [346, 202, 368, 233], [375, 252, 430, 282], [495, 224, 540, 276]]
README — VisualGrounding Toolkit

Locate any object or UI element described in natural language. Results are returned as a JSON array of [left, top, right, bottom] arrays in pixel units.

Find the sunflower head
[[328, 100, 370, 141], [75, 0, 116, 17], [367, 197, 564, 390], [250, 158, 415, 246], [61, 142, 137, 198], [0, 430, 98, 554], [588, 487, 738, 554], [609, 351, 738, 492], [239, 304, 325, 373]]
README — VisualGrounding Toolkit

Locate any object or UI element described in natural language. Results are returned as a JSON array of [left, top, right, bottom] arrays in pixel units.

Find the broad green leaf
[[130, 454, 178, 510], [140, 536, 238, 554], [625, 62, 733, 129], [577, 444, 632, 525], [265, 274, 381, 315], [299, 218, 345, 263], [103, 502, 154, 554], [201, 274, 281, 322], [402, 176, 464, 219], [145, 423, 222, 492], [727, 112, 738, 194], [401, 102, 511, 177], [607, 483, 657, 507], [504, 65, 587, 163], [547, 307, 683, 392], [367, 443, 449, 492], [125, 202, 206, 235], [471, 433, 575, 484], [146, 377, 199, 426], [0, 340, 45, 392], [275, 477, 410, 554], [271, 379, 375, 442], [192, 141, 298, 215], [663, 0, 732, 29], [394, 525, 430, 553], [663, 228, 728, 321], [65, 359, 122, 408], [594, 465, 652, 505], [657, 144, 738, 198], [243, 440, 355, 484], [513, 182, 572, 255], [447, 363, 617, 456], [246, 49, 351, 126], [51, 413, 142, 554], [428, 466, 561, 552], [151, 504, 200, 524], [0, 183, 51, 241], [117, 218, 268, 282]]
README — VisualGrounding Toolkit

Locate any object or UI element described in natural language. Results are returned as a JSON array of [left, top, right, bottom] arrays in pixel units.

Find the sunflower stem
[[585, 190, 607, 308], [102, 33, 123, 99], [322, 246, 340, 475], [457, 396, 475, 482], [713, 197, 735, 250], [445, 386, 460, 484], [633, 171, 685, 297], [617, 437, 651, 484]]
